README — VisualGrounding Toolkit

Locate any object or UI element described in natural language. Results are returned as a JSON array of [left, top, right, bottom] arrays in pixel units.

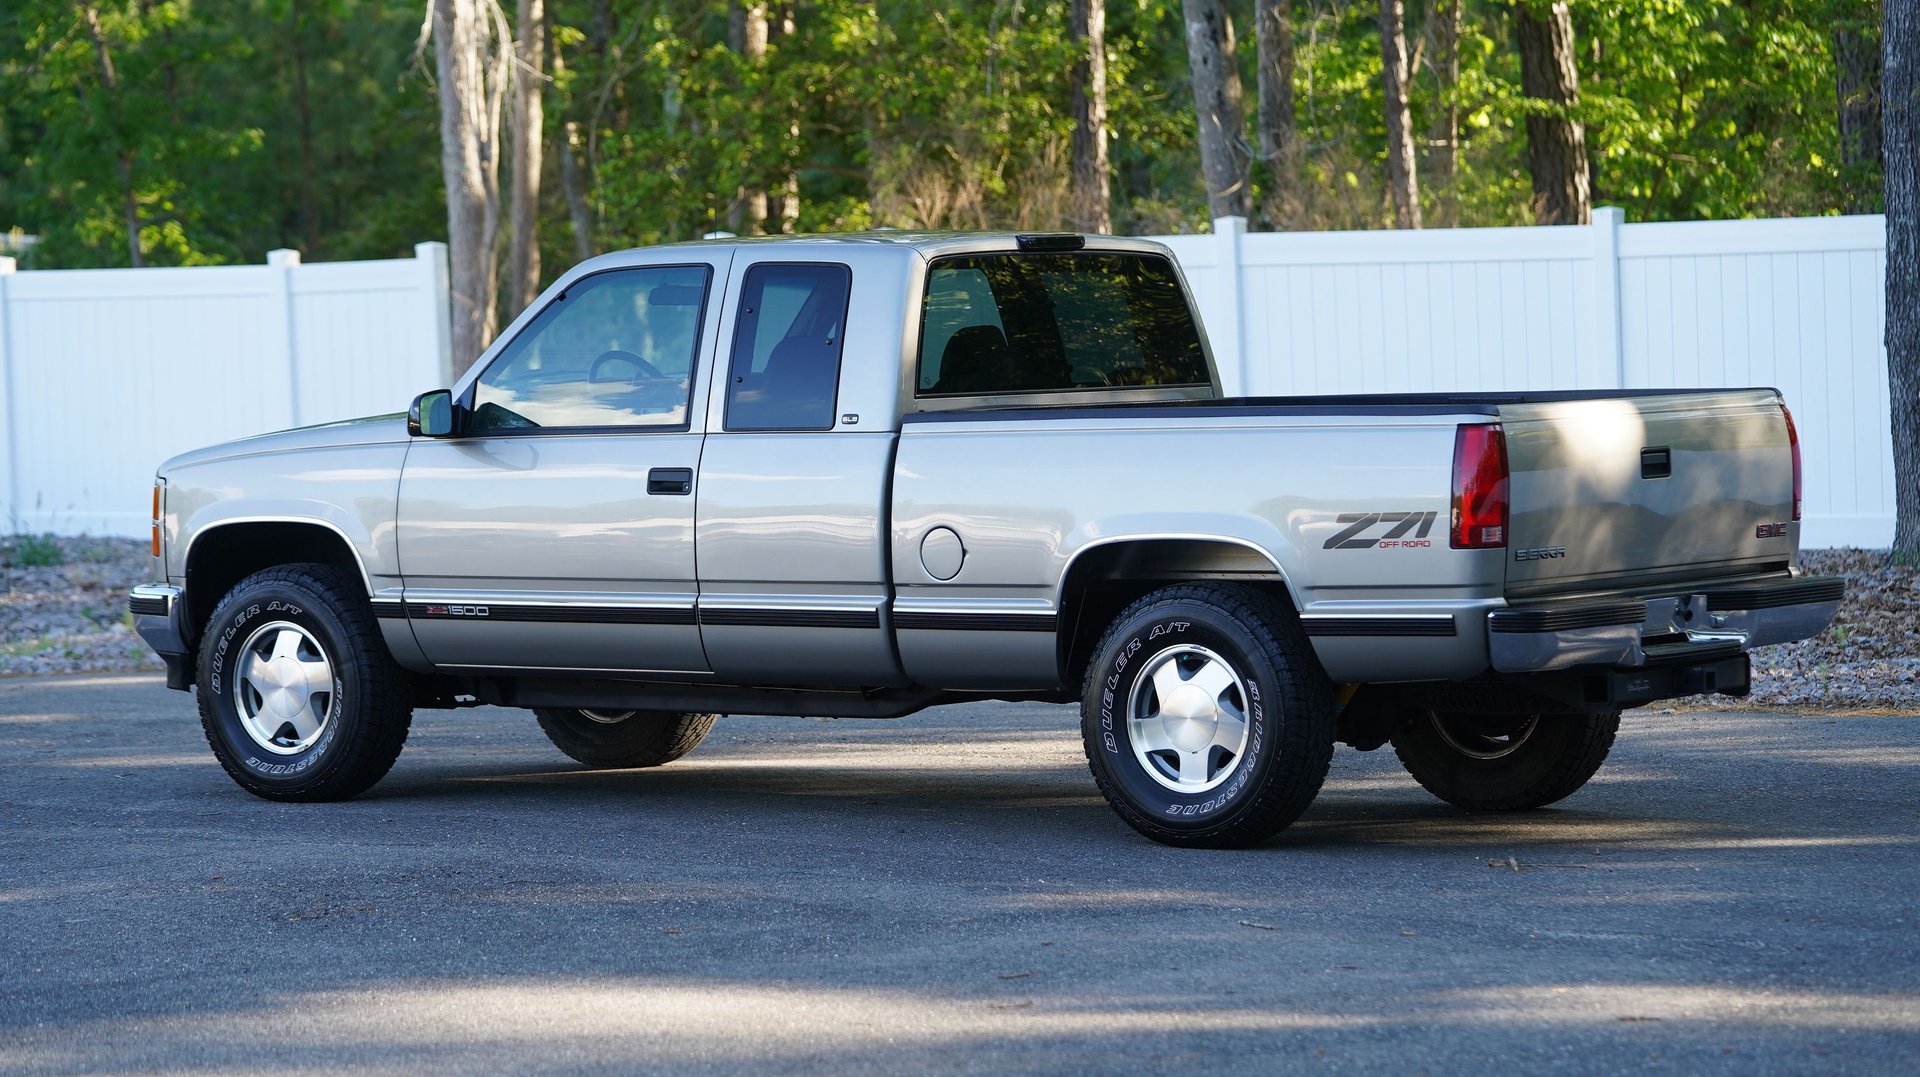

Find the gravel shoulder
[[2, 538, 1913, 710]]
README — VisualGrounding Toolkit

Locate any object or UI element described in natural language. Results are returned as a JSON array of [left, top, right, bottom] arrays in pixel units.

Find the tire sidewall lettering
[[1097, 610, 1273, 826], [204, 586, 347, 787]]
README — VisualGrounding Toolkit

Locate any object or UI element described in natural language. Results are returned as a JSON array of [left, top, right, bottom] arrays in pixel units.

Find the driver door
[[397, 254, 729, 675]]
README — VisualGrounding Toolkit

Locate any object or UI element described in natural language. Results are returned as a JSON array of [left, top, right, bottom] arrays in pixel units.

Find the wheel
[[1390, 710, 1620, 811], [534, 708, 718, 768], [1080, 583, 1337, 848], [196, 564, 412, 801]]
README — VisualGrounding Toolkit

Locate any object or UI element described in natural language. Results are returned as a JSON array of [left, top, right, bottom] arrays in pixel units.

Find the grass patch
[[0, 638, 61, 658], [4, 533, 64, 568]]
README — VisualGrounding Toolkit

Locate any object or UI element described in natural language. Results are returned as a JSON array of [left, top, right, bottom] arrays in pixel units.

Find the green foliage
[[5, 533, 64, 568], [1579, 0, 1857, 221], [0, 0, 1885, 273], [0, 0, 439, 267]]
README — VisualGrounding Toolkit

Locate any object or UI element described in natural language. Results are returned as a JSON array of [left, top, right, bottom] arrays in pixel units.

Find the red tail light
[[1781, 403, 1802, 521], [1451, 423, 1509, 549]]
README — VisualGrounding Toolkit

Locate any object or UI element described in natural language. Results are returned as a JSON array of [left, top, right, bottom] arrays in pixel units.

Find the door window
[[724, 263, 852, 431], [470, 265, 711, 433]]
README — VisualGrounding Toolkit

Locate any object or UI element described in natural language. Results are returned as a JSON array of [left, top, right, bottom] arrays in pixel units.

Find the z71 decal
[[1323, 511, 1439, 550]]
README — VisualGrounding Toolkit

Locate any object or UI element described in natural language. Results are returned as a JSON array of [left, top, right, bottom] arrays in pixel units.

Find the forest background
[[0, 1, 1885, 270], [0, 1, 1913, 555]]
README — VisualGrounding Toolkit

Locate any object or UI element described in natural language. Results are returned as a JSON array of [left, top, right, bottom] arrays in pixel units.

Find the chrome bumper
[[1488, 575, 1845, 675], [129, 584, 192, 689]]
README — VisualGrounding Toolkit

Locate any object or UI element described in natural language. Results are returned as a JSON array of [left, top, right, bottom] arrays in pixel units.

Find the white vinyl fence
[[0, 215, 1894, 548], [0, 243, 450, 538], [1148, 209, 1893, 549]]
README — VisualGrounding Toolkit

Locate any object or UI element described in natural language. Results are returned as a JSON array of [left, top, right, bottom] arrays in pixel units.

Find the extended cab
[[131, 232, 1842, 847]]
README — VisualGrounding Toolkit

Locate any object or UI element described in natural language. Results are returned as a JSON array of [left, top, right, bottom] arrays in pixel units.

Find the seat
[[933, 325, 1016, 395], [740, 334, 838, 429]]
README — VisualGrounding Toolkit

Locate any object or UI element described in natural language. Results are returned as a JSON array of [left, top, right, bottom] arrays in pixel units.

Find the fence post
[[1591, 206, 1626, 388], [0, 256, 15, 529], [266, 248, 302, 427], [1211, 215, 1248, 396], [415, 241, 452, 385]]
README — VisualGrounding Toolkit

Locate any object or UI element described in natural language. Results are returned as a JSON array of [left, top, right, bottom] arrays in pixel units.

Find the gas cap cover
[[919, 527, 966, 581]]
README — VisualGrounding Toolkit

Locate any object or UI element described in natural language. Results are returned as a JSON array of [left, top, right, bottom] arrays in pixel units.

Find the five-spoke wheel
[[1392, 709, 1619, 811], [1080, 583, 1336, 848], [534, 708, 718, 768], [197, 564, 412, 801], [1128, 645, 1251, 792], [232, 622, 336, 754]]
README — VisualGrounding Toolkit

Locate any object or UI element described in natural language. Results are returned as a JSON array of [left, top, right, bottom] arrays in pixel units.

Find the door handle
[[648, 467, 694, 495]]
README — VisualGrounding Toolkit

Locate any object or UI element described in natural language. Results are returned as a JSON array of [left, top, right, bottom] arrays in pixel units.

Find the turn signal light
[[150, 484, 162, 558], [1450, 423, 1509, 549]]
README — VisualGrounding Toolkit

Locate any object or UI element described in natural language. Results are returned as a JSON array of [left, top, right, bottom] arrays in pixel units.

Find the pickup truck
[[130, 231, 1843, 848]]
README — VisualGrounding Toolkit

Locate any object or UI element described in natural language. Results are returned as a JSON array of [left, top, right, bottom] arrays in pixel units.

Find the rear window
[[916, 252, 1208, 397]]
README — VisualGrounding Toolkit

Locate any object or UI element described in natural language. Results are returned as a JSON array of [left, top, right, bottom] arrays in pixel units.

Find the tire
[[1390, 710, 1620, 812], [534, 708, 718, 768], [196, 563, 413, 802], [1080, 583, 1337, 849]]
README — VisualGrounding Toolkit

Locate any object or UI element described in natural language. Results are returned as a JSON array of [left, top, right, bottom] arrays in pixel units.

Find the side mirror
[[408, 390, 456, 437]]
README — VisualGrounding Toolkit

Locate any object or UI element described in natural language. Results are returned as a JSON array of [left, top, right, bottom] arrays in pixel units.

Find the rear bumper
[[129, 584, 193, 690], [1487, 575, 1844, 675]]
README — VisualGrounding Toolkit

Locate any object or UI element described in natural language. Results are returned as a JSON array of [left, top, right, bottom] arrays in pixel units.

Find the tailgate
[[1499, 389, 1796, 597]]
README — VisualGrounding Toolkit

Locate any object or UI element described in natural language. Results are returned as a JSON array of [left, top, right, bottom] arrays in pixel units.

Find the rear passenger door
[[694, 260, 907, 686]]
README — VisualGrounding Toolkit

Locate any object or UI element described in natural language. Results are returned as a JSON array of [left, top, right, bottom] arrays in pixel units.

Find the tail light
[[1781, 403, 1802, 521], [1451, 423, 1509, 549], [150, 484, 162, 558]]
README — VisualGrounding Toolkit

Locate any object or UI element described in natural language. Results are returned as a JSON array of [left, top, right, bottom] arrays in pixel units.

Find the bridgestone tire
[[534, 709, 718, 769], [1079, 583, 1337, 849], [1390, 710, 1620, 812], [196, 564, 413, 802]]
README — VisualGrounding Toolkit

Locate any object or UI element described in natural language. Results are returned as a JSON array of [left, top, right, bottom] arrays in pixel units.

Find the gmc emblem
[[1756, 522, 1789, 538]]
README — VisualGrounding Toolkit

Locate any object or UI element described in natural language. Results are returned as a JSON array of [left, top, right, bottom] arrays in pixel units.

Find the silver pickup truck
[[130, 231, 1842, 847]]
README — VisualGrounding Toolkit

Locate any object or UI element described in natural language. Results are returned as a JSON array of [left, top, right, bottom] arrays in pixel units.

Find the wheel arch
[[1055, 536, 1299, 690], [182, 519, 371, 646]]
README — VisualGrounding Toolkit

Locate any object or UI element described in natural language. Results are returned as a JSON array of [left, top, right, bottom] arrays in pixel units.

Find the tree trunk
[[1069, 0, 1112, 233], [430, 0, 509, 376], [1885, 0, 1920, 558], [291, 0, 320, 256], [729, 2, 770, 234], [1516, 1, 1591, 225], [1379, 0, 1421, 228], [505, 0, 545, 319], [1255, 0, 1297, 230], [1182, 0, 1251, 221], [546, 17, 594, 260], [80, 5, 143, 267], [1425, 0, 1463, 219], [1836, 8, 1884, 213], [773, 3, 800, 232]]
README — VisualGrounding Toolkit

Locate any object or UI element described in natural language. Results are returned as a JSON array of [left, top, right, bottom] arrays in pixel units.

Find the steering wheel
[[588, 350, 664, 383]]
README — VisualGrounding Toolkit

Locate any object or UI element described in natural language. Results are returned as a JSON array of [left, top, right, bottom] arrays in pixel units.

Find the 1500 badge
[[1323, 511, 1439, 550], [423, 605, 490, 617]]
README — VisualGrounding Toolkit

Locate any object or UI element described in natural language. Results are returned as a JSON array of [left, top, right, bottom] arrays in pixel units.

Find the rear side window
[[916, 252, 1207, 397], [725, 263, 852, 431]]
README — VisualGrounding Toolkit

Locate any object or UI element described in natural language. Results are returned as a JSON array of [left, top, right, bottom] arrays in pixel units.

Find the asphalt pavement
[[1, 674, 1916, 1074]]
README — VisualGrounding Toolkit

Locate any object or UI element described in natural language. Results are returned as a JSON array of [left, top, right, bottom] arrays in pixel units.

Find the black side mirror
[[408, 390, 456, 437]]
